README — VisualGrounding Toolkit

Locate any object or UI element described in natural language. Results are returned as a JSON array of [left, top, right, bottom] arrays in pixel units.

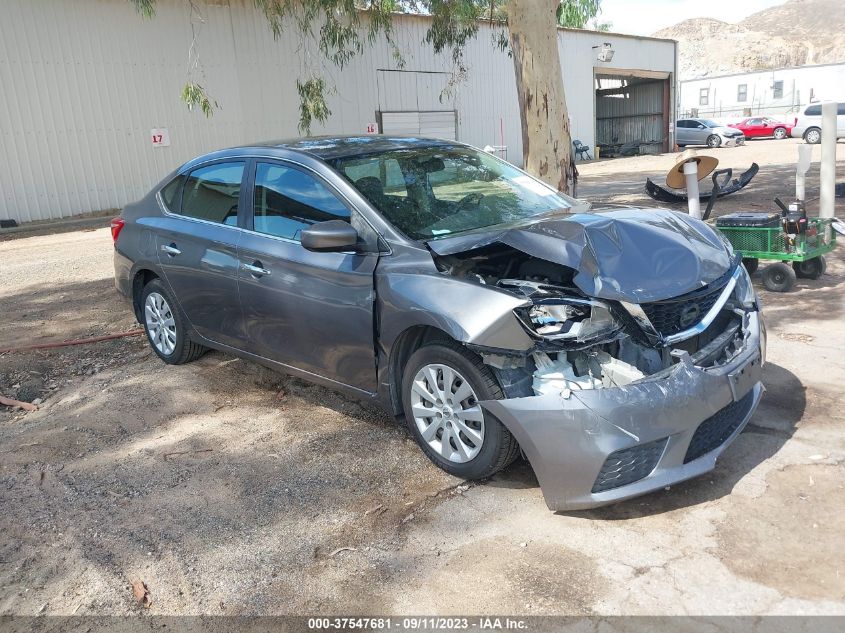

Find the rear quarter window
[[160, 176, 185, 213], [804, 105, 821, 116]]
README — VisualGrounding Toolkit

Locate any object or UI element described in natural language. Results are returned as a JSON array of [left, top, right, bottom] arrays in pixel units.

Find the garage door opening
[[379, 111, 457, 140], [595, 72, 670, 158]]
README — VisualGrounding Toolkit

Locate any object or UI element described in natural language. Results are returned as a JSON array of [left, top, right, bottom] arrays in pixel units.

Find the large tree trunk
[[508, 0, 573, 193]]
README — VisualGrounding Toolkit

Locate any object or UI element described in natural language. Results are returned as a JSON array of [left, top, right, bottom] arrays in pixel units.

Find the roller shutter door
[[380, 111, 457, 140]]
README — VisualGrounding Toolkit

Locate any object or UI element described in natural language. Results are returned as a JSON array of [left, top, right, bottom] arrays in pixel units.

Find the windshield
[[329, 145, 585, 240], [699, 119, 720, 128]]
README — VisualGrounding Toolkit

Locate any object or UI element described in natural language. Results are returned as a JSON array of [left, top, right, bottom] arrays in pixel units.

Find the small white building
[[0, 0, 677, 223], [679, 62, 845, 121]]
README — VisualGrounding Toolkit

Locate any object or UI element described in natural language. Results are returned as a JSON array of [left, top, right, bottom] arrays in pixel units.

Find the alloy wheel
[[409, 363, 485, 463], [144, 292, 177, 356]]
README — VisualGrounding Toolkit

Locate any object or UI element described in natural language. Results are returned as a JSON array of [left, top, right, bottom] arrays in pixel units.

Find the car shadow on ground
[[486, 361, 804, 519]]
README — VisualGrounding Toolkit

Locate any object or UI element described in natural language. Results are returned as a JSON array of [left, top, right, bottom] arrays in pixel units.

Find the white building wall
[[680, 63, 845, 121], [0, 0, 675, 223]]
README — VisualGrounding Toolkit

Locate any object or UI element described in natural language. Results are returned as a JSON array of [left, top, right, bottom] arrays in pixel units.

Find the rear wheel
[[402, 340, 519, 479], [773, 127, 787, 140], [742, 257, 759, 274], [141, 279, 207, 364], [762, 262, 796, 292], [707, 134, 722, 148], [804, 128, 821, 144], [793, 256, 826, 280]]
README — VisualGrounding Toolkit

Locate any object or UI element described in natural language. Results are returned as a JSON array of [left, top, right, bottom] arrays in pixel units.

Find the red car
[[728, 117, 793, 140]]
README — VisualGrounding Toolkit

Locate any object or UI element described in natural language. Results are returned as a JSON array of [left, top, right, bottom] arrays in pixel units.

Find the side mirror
[[697, 124, 706, 129], [301, 220, 359, 252]]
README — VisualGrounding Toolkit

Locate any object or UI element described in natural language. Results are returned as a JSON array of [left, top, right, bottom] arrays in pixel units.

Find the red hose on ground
[[0, 328, 145, 354]]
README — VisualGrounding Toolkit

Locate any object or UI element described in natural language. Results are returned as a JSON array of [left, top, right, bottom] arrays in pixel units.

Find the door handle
[[160, 243, 181, 256], [241, 261, 271, 277]]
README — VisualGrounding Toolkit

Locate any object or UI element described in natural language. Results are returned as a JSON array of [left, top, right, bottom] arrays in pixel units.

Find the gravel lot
[[1, 139, 844, 616]]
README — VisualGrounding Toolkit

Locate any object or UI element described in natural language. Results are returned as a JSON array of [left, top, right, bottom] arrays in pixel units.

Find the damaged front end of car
[[425, 209, 766, 511]]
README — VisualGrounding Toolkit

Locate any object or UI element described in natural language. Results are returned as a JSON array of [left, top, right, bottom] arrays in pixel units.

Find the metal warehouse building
[[0, 0, 677, 224]]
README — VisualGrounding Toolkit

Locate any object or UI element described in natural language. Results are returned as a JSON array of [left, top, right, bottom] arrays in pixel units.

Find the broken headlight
[[517, 299, 621, 342], [733, 264, 758, 309]]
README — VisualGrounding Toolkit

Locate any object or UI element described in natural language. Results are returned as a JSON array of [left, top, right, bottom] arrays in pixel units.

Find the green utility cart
[[714, 215, 837, 292]]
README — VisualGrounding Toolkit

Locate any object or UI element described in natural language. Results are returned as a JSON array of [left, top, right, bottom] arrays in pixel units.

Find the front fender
[[376, 272, 535, 352]]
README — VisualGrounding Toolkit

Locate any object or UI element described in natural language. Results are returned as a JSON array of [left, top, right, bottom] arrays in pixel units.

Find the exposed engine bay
[[434, 243, 757, 398]]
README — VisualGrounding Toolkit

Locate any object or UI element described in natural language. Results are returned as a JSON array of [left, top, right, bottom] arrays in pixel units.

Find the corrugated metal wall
[[0, 0, 675, 223], [596, 80, 666, 149]]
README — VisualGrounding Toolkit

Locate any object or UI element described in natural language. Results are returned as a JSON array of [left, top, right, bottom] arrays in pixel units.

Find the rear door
[[155, 160, 247, 349], [237, 160, 379, 392], [676, 120, 689, 144]]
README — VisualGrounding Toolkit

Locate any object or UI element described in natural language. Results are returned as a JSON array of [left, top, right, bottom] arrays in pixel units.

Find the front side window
[[331, 146, 587, 241], [737, 84, 747, 102], [180, 162, 245, 225], [252, 163, 350, 241], [699, 88, 709, 106]]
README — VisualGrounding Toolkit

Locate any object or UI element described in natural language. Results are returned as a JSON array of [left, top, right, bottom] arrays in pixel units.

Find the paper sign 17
[[151, 128, 171, 147]]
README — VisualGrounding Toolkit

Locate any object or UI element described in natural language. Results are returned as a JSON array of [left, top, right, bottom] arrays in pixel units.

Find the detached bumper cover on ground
[[481, 311, 765, 511]]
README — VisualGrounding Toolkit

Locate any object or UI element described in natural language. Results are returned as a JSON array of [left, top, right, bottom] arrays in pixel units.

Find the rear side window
[[805, 105, 821, 116], [160, 175, 184, 212], [252, 162, 350, 241], [180, 162, 245, 225]]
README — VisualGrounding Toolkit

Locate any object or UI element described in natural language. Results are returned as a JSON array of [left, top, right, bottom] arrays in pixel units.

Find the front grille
[[684, 391, 755, 464], [641, 282, 727, 336], [592, 438, 668, 493]]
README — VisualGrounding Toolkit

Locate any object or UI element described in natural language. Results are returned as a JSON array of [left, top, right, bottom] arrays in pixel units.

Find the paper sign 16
[[151, 128, 171, 147]]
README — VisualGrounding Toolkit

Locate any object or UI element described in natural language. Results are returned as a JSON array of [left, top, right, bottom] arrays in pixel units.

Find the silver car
[[113, 136, 765, 511], [677, 118, 746, 148]]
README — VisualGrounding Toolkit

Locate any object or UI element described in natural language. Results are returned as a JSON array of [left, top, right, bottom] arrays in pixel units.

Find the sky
[[597, 0, 788, 36]]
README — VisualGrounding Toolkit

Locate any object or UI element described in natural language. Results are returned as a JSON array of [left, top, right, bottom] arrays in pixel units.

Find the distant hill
[[652, 0, 845, 79]]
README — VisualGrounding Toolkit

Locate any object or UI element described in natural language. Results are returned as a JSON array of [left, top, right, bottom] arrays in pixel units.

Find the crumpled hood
[[426, 208, 733, 303]]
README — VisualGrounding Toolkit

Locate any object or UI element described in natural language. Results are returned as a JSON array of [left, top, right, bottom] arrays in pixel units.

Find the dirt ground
[[1, 138, 844, 616]]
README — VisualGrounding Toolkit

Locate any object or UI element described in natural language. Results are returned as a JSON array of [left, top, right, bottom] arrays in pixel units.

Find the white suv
[[791, 103, 845, 144]]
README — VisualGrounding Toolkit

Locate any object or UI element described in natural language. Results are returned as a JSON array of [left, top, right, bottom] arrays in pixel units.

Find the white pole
[[684, 161, 701, 219], [820, 101, 836, 218], [796, 144, 813, 202]]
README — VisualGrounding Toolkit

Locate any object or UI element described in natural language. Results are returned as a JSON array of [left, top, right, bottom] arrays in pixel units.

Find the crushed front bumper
[[481, 311, 765, 511]]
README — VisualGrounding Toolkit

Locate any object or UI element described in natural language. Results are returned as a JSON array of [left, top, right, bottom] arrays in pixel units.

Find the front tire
[[707, 134, 722, 148], [762, 262, 796, 292], [804, 127, 821, 144], [141, 279, 207, 364], [773, 127, 787, 140], [401, 340, 519, 480]]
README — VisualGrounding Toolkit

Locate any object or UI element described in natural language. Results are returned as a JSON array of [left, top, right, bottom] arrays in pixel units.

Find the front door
[[155, 160, 247, 349], [237, 160, 379, 392]]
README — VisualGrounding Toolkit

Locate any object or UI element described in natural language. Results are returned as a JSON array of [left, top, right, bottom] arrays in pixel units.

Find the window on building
[[252, 162, 350, 241], [180, 162, 245, 225], [699, 88, 709, 106], [773, 80, 783, 99], [737, 84, 747, 102]]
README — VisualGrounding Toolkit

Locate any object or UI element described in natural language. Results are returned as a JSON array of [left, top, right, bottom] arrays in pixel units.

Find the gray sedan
[[113, 136, 765, 511]]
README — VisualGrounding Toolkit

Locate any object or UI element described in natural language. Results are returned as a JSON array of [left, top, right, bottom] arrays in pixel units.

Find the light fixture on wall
[[593, 43, 614, 63]]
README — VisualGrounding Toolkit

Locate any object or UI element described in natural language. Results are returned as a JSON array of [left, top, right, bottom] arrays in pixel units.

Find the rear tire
[[742, 257, 759, 274], [793, 256, 825, 280], [773, 127, 787, 140], [707, 134, 722, 148], [804, 127, 821, 144], [401, 340, 519, 480], [762, 262, 796, 292], [141, 279, 207, 365]]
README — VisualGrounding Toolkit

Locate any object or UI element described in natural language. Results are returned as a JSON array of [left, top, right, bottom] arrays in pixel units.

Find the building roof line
[[680, 61, 845, 83]]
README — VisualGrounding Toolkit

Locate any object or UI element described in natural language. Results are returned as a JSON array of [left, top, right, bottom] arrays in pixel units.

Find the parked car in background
[[676, 118, 746, 148], [112, 136, 764, 511], [791, 102, 845, 144], [728, 117, 792, 140]]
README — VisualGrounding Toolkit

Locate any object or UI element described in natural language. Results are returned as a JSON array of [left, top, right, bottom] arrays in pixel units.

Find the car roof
[[250, 135, 459, 160], [177, 135, 464, 174]]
